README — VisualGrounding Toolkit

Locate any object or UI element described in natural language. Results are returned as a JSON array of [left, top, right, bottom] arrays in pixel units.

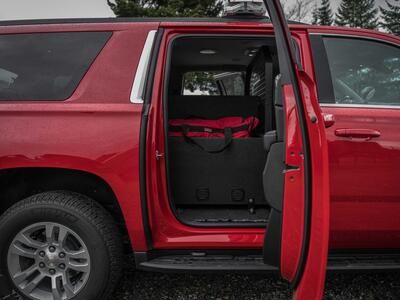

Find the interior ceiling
[[171, 37, 274, 68]]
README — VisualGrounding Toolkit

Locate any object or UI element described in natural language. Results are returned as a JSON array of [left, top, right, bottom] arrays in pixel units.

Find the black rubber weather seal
[[139, 28, 164, 250]]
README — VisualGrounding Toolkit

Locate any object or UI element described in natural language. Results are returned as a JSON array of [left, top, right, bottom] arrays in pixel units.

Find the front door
[[262, 0, 330, 299], [310, 33, 400, 249]]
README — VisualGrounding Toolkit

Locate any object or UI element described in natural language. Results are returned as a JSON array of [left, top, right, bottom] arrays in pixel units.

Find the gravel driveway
[[113, 258, 400, 300]]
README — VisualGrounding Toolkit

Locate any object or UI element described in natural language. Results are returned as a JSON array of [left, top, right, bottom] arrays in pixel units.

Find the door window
[[323, 37, 400, 106], [182, 71, 244, 96]]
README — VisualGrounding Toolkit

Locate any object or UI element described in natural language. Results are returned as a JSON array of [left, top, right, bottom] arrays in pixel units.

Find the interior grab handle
[[335, 129, 381, 139]]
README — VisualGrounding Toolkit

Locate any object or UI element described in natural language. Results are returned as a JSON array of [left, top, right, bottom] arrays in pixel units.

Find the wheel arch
[[0, 167, 132, 252]]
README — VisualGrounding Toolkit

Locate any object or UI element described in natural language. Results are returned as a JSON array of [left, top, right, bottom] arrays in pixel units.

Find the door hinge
[[155, 150, 164, 160]]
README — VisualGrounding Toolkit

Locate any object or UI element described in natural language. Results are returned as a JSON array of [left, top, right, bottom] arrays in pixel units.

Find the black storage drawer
[[168, 137, 267, 205]]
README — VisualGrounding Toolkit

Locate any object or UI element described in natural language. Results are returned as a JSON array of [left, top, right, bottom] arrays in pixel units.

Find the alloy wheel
[[7, 222, 91, 300]]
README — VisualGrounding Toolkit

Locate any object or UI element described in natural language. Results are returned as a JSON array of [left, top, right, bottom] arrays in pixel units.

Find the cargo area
[[165, 35, 280, 227]]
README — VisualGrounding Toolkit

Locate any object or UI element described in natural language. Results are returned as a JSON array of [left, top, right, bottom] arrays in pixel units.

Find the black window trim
[[309, 34, 335, 104], [310, 33, 400, 109]]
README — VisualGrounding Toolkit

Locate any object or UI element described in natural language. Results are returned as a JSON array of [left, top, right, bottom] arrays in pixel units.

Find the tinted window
[[323, 37, 400, 106], [182, 71, 244, 96], [0, 32, 111, 101]]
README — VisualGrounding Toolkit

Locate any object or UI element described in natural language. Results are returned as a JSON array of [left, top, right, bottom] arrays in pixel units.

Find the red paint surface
[[305, 27, 400, 250], [292, 70, 330, 300], [0, 21, 398, 255], [272, 2, 329, 296], [322, 106, 400, 249], [0, 22, 159, 252], [280, 85, 305, 282]]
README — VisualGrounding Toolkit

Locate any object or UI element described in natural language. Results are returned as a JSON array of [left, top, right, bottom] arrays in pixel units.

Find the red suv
[[0, 2, 399, 300]]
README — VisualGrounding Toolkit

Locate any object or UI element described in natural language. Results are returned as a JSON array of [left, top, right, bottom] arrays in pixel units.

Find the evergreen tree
[[108, 0, 223, 17], [312, 3, 319, 25], [318, 0, 333, 25], [380, 0, 400, 35], [336, 0, 378, 29]]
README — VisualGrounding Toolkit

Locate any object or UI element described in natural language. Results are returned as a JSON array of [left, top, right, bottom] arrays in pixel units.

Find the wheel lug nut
[[49, 269, 56, 275], [39, 262, 45, 268], [59, 263, 65, 270], [59, 252, 65, 258], [39, 251, 45, 257], [49, 246, 56, 253]]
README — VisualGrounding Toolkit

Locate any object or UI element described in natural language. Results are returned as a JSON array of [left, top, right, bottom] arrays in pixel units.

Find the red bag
[[169, 116, 260, 138], [168, 116, 260, 153]]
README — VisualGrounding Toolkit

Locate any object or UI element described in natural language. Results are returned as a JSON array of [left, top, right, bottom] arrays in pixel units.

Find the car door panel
[[280, 84, 305, 282], [321, 105, 400, 249], [262, 1, 330, 298], [294, 72, 330, 299], [310, 32, 400, 250]]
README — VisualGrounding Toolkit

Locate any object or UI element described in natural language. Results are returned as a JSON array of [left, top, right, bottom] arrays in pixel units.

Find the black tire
[[0, 191, 124, 300]]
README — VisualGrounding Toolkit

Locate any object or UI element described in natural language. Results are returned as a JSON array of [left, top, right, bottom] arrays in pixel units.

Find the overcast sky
[[0, 0, 390, 21], [0, 0, 114, 20]]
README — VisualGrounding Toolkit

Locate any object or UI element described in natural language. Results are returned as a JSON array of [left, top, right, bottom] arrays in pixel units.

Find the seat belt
[[264, 59, 274, 132]]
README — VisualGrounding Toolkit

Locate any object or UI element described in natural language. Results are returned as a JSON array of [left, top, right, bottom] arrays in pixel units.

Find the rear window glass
[[0, 32, 111, 101], [182, 71, 244, 96]]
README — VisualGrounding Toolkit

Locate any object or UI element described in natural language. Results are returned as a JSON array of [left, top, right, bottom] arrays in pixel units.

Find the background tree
[[312, 3, 319, 24], [336, 0, 378, 29], [312, 0, 333, 25], [281, 0, 315, 22], [108, 0, 223, 17], [317, 0, 333, 25], [380, 0, 400, 35]]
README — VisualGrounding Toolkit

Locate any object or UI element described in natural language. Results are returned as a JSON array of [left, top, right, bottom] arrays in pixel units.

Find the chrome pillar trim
[[130, 30, 157, 104], [320, 103, 400, 109]]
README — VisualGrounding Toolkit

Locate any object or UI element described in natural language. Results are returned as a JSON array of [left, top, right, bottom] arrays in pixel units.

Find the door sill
[[137, 252, 400, 273], [138, 254, 277, 273]]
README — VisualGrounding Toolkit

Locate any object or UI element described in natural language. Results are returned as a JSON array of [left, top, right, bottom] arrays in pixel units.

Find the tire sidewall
[[0, 198, 113, 300]]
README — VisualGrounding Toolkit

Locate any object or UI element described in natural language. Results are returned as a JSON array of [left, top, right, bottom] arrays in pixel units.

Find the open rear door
[[262, 0, 330, 299]]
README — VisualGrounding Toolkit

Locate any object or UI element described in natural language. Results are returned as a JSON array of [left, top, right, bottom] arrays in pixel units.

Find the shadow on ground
[[113, 262, 400, 300]]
